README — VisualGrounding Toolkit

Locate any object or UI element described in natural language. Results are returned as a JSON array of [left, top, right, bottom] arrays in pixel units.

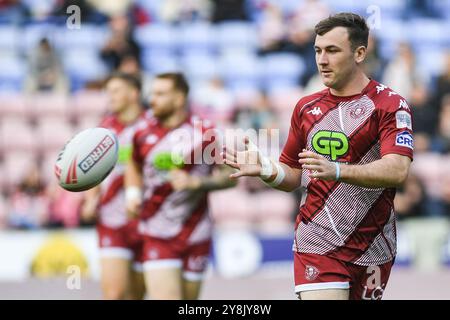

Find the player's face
[[105, 78, 135, 113], [314, 27, 358, 90], [149, 78, 184, 119]]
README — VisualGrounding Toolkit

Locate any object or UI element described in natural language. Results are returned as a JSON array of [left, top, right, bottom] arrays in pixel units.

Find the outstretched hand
[[221, 136, 262, 179]]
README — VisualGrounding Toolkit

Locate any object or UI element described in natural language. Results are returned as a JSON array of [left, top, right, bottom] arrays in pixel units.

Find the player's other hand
[[126, 194, 142, 219], [298, 149, 337, 181], [221, 136, 262, 179], [168, 169, 201, 191], [80, 195, 98, 223]]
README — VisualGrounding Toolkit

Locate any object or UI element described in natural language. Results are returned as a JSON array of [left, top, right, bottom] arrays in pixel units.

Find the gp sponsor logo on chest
[[312, 130, 349, 161], [395, 110, 412, 130], [395, 131, 414, 149]]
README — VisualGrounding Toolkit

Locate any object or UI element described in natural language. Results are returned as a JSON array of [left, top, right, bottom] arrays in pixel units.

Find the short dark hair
[[314, 12, 369, 51], [155, 72, 189, 96], [106, 72, 142, 92]]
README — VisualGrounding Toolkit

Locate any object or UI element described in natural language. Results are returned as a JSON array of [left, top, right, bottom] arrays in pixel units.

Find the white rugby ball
[[54, 127, 119, 192]]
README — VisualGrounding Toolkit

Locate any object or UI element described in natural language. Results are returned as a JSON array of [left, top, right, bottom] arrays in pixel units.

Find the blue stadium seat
[[141, 49, 181, 74], [181, 52, 218, 82], [409, 19, 448, 48], [55, 25, 110, 51], [0, 26, 20, 52], [0, 56, 25, 91], [62, 49, 108, 90], [216, 21, 258, 51], [261, 53, 305, 90], [21, 23, 58, 52], [218, 50, 261, 89], [178, 22, 217, 55], [134, 24, 178, 53]]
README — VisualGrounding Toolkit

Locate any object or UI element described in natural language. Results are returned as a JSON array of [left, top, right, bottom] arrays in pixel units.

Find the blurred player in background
[[222, 13, 413, 300], [81, 72, 146, 300], [125, 72, 236, 300]]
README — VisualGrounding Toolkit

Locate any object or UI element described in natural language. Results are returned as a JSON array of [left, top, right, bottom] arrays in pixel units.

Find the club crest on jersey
[[305, 265, 320, 281], [79, 135, 115, 173], [395, 110, 412, 130], [350, 104, 366, 119], [395, 131, 414, 149]]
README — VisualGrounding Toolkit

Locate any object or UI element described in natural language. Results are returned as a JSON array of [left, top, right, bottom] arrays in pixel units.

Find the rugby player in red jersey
[[81, 73, 147, 300], [125, 73, 235, 300], [222, 13, 413, 300]]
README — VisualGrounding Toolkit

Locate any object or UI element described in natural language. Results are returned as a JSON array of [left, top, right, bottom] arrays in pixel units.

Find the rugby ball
[[54, 127, 119, 192]]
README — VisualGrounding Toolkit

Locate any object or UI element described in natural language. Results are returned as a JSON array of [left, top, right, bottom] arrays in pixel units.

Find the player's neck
[[160, 108, 189, 129], [118, 104, 141, 124], [329, 71, 370, 97]]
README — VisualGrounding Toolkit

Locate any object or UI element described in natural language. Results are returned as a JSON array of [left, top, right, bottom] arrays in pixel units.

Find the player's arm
[[299, 151, 411, 188], [80, 185, 100, 222], [124, 156, 143, 218], [169, 165, 237, 192], [221, 137, 302, 192]]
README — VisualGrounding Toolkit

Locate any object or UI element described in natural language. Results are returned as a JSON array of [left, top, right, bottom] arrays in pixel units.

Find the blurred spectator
[[382, 42, 425, 100], [0, 0, 30, 25], [211, 0, 249, 23], [161, 0, 212, 23], [86, 0, 132, 18], [49, 0, 108, 23], [47, 182, 83, 228], [24, 38, 69, 94], [7, 164, 50, 229], [117, 54, 152, 100], [233, 91, 277, 132], [100, 15, 141, 71], [410, 83, 436, 136], [362, 35, 384, 80], [257, 3, 285, 53], [431, 51, 450, 113], [394, 173, 428, 220], [430, 95, 450, 153], [191, 78, 235, 127]]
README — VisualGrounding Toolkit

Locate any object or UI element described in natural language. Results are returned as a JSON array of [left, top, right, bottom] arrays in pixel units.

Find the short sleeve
[[279, 103, 306, 169], [378, 96, 414, 160]]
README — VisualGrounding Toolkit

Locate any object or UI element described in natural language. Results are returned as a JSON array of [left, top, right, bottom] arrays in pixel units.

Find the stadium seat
[[141, 49, 181, 74], [267, 86, 303, 113], [0, 92, 27, 118], [261, 53, 305, 90], [0, 117, 36, 153], [70, 90, 109, 120], [409, 19, 448, 48], [181, 52, 218, 82], [0, 26, 20, 51], [178, 22, 217, 55], [75, 114, 102, 132], [216, 21, 258, 51], [218, 50, 261, 90], [134, 24, 178, 52], [0, 55, 25, 91], [2, 151, 38, 190], [41, 150, 60, 185], [21, 23, 58, 52], [26, 93, 69, 120], [62, 48, 108, 90], [35, 116, 75, 152], [54, 25, 110, 51]]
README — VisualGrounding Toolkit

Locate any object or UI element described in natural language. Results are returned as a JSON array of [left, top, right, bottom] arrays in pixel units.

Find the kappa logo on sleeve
[[395, 110, 412, 130], [395, 131, 414, 149]]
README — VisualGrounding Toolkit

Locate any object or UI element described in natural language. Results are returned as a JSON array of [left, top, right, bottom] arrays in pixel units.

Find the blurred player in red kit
[[81, 72, 147, 300], [125, 72, 235, 300], [222, 13, 413, 300]]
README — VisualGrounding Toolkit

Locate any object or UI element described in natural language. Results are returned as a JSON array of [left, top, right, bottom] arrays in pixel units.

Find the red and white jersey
[[280, 80, 414, 266], [132, 115, 217, 244], [97, 111, 148, 228]]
